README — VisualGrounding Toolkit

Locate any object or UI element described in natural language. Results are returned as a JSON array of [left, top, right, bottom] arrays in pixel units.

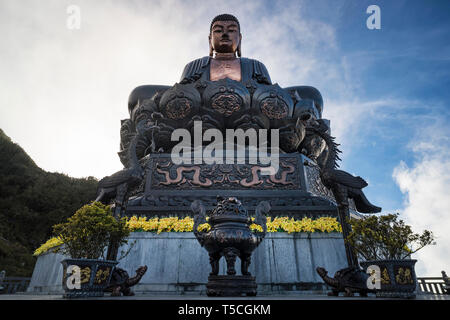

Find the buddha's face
[[209, 20, 241, 55]]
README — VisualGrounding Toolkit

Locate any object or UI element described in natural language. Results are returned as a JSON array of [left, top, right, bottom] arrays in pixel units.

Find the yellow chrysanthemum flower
[[33, 236, 64, 256], [197, 223, 211, 232], [34, 215, 342, 255], [249, 223, 263, 232]]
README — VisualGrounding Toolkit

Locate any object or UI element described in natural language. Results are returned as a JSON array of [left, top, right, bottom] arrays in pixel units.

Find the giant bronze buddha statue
[[97, 14, 380, 277], [120, 14, 327, 166], [104, 14, 340, 222]]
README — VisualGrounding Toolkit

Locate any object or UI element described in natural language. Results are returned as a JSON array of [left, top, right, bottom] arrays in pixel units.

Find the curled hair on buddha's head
[[210, 14, 240, 33]]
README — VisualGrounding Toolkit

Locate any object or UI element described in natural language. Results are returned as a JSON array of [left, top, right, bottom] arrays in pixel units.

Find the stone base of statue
[[28, 154, 355, 295], [28, 232, 348, 295], [125, 153, 358, 219], [207, 275, 257, 297]]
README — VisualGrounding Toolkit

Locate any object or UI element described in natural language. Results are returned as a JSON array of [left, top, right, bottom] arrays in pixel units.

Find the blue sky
[[291, 1, 450, 202], [0, 0, 449, 275], [323, 0, 450, 211]]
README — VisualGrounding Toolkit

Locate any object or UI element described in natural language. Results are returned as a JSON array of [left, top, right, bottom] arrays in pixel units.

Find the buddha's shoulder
[[183, 56, 210, 69], [180, 57, 210, 83], [183, 56, 267, 67], [180, 56, 271, 84], [241, 57, 264, 64], [241, 57, 271, 84], [241, 57, 269, 71]]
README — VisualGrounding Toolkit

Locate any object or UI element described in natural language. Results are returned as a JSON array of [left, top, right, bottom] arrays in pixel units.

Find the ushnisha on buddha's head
[[209, 14, 242, 58]]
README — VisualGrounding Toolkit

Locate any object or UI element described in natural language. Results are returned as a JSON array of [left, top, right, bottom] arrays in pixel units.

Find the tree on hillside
[[0, 129, 99, 276]]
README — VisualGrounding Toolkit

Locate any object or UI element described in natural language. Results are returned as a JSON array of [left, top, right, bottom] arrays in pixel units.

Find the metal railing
[[0, 277, 31, 294], [417, 271, 450, 295], [0, 270, 449, 295]]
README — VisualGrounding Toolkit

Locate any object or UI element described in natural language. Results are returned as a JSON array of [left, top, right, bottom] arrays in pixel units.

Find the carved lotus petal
[[252, 83, 294, 120], [160, 83, 201, 120], [261, 96, 288, 119], [211, 92, 242, 116], [202, 78, 250, 118]]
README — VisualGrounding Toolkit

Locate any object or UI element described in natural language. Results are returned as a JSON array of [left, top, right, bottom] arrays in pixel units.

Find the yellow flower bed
[[34, 216, 341, 256], [33, 236, 64, 256], [266, 216, 342, 234], [126, 216, 194, 233]]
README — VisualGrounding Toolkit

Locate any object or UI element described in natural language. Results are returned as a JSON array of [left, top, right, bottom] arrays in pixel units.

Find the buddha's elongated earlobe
[[209, 36, 214, 57], [237, 34, 242, 57]]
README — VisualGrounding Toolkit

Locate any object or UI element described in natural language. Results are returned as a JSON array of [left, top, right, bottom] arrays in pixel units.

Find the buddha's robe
[[180, 56, 272, 85]]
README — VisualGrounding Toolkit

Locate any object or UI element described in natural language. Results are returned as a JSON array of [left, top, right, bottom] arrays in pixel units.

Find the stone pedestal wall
[[27, 232, 347, 295]]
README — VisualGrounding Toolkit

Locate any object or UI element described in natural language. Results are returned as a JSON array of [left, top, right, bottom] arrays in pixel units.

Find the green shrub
[[53, 202, 129, 259], [346, 213, 434, 261]]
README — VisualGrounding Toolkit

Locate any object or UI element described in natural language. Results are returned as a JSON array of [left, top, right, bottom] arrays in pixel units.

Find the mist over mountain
[[0, 129, 98, 276]]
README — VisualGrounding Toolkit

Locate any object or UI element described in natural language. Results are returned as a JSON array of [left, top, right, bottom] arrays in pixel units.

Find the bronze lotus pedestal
[[192, 197, 270, 297]]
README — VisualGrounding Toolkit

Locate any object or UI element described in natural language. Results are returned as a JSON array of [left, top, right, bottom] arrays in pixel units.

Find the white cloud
[[0, 0, 208, 178], [393, 123, 450, 276], [0, 0, 346, 178]]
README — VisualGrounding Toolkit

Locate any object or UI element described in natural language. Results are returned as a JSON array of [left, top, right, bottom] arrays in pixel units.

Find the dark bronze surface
[[210, 58, 241, 82], [192, 197, 269, 297], [316, 266, 375, 297], [306, 119, 381, 268], [206, 275, 257, 297], [100, 16, 381, 286], [105, 266, 148, 297]]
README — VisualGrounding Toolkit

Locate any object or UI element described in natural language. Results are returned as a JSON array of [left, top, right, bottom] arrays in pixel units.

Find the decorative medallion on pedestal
[[159, 83, 201, 121], [202, 78, 250, 119], [191, 197, 270, 297]]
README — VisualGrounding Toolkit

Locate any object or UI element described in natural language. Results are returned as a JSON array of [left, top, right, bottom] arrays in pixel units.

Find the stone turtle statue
[[316, 266, 375, 297], [105, 265, 148, 296]]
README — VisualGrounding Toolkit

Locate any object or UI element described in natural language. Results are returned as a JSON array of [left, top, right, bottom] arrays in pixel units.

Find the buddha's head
[[209, 14, 242, 57]]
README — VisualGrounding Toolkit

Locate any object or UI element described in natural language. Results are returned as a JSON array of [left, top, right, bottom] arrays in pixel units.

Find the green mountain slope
[[0, 129, 98, 276]]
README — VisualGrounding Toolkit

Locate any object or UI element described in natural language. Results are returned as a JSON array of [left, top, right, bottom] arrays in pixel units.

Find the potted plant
[[346, 213, 434, 298], [53, 202, 130, 298]]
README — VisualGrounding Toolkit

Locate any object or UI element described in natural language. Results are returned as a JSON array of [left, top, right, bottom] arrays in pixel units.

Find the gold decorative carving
[[211, 92, 242, 116], [95, 267, 111, 284], [80, 267, 91, 284], [153, 158, 298, 190], [381, 267, 391, 285], [395, 267, 414, 285]]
